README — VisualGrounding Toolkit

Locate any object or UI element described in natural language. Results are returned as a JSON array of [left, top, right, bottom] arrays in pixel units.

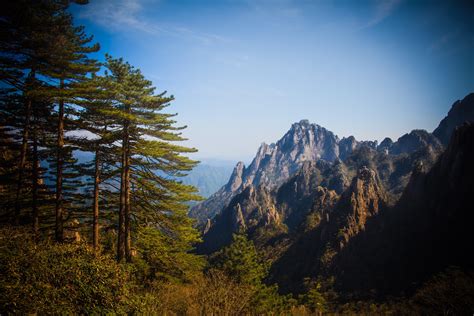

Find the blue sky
[[71, 0, 473, 162]]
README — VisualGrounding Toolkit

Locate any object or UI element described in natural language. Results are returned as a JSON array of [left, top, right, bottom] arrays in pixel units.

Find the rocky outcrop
[[338, 136, 358, 160], [199, 160, 346, 254], [189, 161, 245, 225], [390, 129, 442, 155], [226, 161, 245, 192], [335, 166, 387, 247], [433, 93, 474, 145], [198, 184, 281, 253], [231, 203, 246, 231], [269, 166, 388, 293], [203, 218, 211, 235], [377, 137, 393, 154], [331, 122, 474, 297], [243, 120, 340, 189]]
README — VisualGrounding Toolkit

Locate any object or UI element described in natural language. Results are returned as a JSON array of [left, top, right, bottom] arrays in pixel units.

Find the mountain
[[188, 161, 246, 223], [198, 134, 440, 256], [433, 93, 474, 144], [182, 162, 234, 198], [196, 93, 474, 301], [269, 164, 388, 293], [270, 123, 474, 296], [191, 108, 452, 226], [191, 123, 442, 226], [198, 160, 343, 254], [389, 129, 442, 155], [190, 120, 379, 225], [332, 122, 474, 297]]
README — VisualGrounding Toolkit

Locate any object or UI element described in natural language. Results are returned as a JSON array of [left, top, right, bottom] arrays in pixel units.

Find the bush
[[409, 266, 474, 315], [0, 227, 131, 314]]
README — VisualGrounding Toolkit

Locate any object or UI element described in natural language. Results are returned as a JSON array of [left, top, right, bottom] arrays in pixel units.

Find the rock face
[[332, 122, 474, 297], [198, 184, 281, 253], [377, 137, 393, 154], [390, 129, 442, 155], [335, 166, 387, 247], [198, 160, 349, 254], [190, 120, 375, 225], [338, 136, 359, 160], [433, 93, 474, 145], [269, 164, 387, 293], [243, 120, 340, 189], [188, 161, 245, 223]]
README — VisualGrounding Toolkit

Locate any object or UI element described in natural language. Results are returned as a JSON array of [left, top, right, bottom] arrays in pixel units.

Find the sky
[[71, 0, 473, 163]]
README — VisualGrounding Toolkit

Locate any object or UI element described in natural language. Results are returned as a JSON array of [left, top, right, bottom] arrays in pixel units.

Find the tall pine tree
[[102, 56, 201, 262], [40, 3, 99, 241]]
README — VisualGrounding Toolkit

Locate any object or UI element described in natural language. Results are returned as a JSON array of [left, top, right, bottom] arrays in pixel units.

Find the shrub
[[0, 227, 131, 314]]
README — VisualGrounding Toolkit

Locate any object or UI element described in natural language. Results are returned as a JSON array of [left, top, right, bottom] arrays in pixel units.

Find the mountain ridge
[[195, 92, 474, 300], [190, 118, 444, 225]]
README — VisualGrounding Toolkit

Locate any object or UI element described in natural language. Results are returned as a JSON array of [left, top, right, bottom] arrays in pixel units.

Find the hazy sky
[[71, 0, 473, 162]]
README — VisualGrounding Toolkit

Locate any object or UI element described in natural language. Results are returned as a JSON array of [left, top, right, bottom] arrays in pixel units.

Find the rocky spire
[[433, 93, 474, 145], [336, 166, 387, 247], [232, 203, 246, 231], [226, 161, 245, 192]]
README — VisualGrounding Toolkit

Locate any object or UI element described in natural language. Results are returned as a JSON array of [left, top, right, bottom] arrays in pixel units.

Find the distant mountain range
[[182, 161, 234, 198], [192, 92, 474, 298]]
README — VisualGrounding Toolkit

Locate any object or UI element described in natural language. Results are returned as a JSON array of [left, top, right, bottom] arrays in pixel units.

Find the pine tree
[[0, 1, 98, 236], [210, 234, 266, 286], [75, 75, 120, 252], [37, 3, 99, 242], [101, 55, 201, 262]]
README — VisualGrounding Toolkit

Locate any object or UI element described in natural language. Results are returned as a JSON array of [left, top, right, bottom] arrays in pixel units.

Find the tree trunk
[[124, 143, 131, 262], [14, 70, 35, 224], [55, 78, 64, 242], [117, 120, 128, 262], [92, 142, 100, 253], [32, 112, 39, 239]]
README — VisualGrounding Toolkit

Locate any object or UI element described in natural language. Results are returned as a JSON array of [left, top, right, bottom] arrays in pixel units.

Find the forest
[[1, 1, 473, 315]]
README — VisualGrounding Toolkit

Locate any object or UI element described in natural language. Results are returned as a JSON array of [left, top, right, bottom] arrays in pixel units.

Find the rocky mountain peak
[[339, 136, 358, 160], [191, 121, 378, 226], [226, 161, 245, 192], [390, 129, 443, 155], [433, 93, 474, 145], [378, 137, 393, 154]]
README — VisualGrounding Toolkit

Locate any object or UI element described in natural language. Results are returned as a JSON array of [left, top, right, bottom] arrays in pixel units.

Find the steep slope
[[433, 93, 474, 145], [190, 120, 345, 225], [188, 161, 245, 221], [332, 122, 474, 297], [198, 160, 346, 254], [266, 123, 459, 294], [269, 165, 388, 293], [198, 123, 445, 253]]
